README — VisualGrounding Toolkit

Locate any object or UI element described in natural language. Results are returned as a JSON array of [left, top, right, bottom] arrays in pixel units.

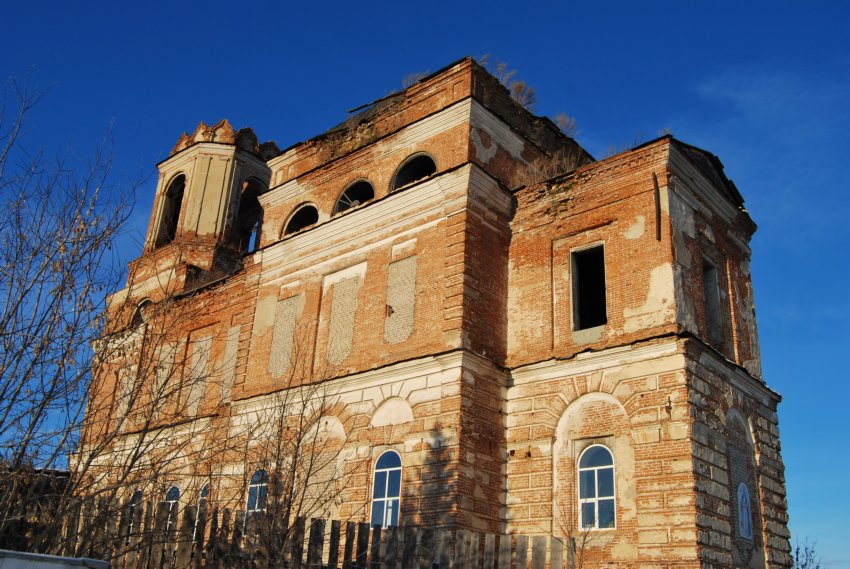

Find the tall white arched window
[[578, 445, 616, 529], [246, 469, 269, 514], [371, 451, 401, 528]]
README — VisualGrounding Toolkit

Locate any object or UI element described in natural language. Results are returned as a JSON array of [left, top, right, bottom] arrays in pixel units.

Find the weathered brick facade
[[87, 58, 790, 567]]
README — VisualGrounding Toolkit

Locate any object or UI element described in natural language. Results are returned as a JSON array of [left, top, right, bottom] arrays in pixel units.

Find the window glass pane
[[581, 503, 595, 529], [388, 499, 399, 526], [579, 470, 596, 498], [580, 446, 613, 468], [376, 451, 401, 469], [598, 499, 616, 528], [250, 469, 268, 484], [371, 501, 384, 527], [165, 486, 180, 502], [373, 471, 387, 498], [387, 470, 401, 498], [257, 485, 268, 510], [598, 467, 614, 497]]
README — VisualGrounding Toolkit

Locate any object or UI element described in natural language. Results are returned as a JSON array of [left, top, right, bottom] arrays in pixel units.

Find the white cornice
[[254, 166, 471, 280], [510, 340, 683, 386]]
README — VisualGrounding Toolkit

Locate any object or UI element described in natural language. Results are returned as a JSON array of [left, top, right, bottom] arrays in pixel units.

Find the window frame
[[370, 450, 402, 528], [334, 179, 375, 215], [246, 469, 269, 514], [577, 444, 617, 531]]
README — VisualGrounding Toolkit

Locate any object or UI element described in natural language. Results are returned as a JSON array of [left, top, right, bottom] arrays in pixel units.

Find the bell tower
[[132, 120, 279, 296]]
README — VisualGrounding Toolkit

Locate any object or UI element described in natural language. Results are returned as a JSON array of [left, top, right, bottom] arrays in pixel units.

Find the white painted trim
[[510, 341, 682, 386]]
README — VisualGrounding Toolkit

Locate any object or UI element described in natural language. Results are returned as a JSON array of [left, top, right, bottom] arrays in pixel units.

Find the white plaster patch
[[624, 215, 646, 240], [371, 397, 414, 427], [623, 262, 676, 333], [470, 127, 497, 164]]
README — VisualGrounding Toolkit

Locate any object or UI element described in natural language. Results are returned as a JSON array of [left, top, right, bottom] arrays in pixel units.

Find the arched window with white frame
[[371, 451, 401, 528], [246, 469, 268, 514], [578, 444, 616, 529]]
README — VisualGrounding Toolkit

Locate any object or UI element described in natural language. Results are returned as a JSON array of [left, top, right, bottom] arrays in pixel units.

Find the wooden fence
[[4, 499, 578, 569]]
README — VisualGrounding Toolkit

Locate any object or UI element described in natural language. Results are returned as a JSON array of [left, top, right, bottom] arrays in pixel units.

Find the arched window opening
[[371, 451, 401, 528], [130, 299, 151, 328], [284, 205, 319, 236], [234, 179, 264, 254], [246, 469, 269, 513], [391, 154, 436, 191], [578, 445, 616, 530], [334, 180, 375, 214], [157, 175, 186, 247], [164, 485, 180, 532]]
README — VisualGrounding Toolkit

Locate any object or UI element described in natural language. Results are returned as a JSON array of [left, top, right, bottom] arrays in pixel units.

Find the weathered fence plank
[[385, 526, 399, 569], [327, 520, 341, 569], [497, 534, 511, 569], [402, 526, 417, 568], [342, 521, 356, 569], [307, 518, 325, 568], [290, 516, 305, 569], [175, 505, 195, 569], [369, 525, 381, 569], [355, 522, 369, 569], [531, 536, 546, 569], [515, 535, 528, 569], [435, 529, 450, 569], [482, 533, 495, 569], [550, 536, 563, 569], [417, 528, 434, 569]]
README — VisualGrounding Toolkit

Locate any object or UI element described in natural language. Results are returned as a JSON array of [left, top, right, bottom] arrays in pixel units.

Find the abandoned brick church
[[89, 58, 791, 567]]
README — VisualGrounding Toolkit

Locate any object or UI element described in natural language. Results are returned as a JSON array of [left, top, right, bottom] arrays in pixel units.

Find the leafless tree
[[791, 539, 822, 569], [0, 76, 134, 549]]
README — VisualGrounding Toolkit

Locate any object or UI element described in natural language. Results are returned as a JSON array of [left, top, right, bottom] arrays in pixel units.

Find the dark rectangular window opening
[[572, 245, 607, 330], [702, 258, 722, 346]]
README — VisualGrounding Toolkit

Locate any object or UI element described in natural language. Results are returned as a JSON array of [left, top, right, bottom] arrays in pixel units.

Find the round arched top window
[[283, 204, 319, 235], [390, 154, 436, 191], [334, 180, 375, 214]]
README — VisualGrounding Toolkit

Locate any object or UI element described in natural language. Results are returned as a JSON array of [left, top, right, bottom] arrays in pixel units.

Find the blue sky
[[3, 0, 848, 565]]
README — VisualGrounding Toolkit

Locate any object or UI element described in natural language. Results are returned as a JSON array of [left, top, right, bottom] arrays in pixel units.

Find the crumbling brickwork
[[85, 58, 790, 568]]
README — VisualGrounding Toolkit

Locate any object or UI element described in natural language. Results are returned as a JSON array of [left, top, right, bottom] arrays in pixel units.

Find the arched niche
[[312, 415, 346, 440], [371, 397, 414, 428], [552, 392, 635, 555]]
